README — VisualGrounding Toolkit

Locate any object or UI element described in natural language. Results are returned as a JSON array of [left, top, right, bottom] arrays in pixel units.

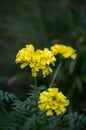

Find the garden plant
[[0, 1, 86, 130]]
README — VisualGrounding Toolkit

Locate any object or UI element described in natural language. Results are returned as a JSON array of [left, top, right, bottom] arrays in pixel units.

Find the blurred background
[[0, 0, 86, 112]]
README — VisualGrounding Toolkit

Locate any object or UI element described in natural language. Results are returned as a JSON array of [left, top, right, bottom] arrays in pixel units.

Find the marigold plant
[[10, 43, 79, 130], [15, 43, 77, 118]]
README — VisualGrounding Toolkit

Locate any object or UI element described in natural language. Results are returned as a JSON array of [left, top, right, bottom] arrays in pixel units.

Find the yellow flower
[[15, 44, 34, 68], [15, 44, 56, 77], [50, 44, 77, 59], [38, 87, 69, 116]]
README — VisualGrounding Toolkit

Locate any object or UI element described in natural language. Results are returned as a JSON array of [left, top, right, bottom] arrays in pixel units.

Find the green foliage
[[0, 90, 17, 102], [0, 87, 86, 130]]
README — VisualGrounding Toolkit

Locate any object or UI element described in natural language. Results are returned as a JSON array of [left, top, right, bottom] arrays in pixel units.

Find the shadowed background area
[[0, 0, 86, 111]]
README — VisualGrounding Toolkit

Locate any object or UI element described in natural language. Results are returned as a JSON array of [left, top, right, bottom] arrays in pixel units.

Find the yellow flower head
[[15, 44, 35, 68], [38, 87, 69, 116], [50, 44, 77, 59], [15, 44, 56, 77]]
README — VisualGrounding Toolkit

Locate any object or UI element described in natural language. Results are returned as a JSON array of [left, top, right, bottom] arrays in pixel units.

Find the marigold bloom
[[50, 44, 77, 59], [15, 44, 56, 77], [15, 44, 35, 68], [38, 87, 69, 116]]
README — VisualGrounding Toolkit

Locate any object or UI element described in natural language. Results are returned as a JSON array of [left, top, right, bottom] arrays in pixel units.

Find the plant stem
[[1, 105, 9, 116], [34, 77, 37, 89], [49, 61, 62, 88]]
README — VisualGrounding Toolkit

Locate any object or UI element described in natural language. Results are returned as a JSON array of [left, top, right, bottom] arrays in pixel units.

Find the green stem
[[1, 105, 9, 116], [34, 77, 37, 89], [49, 61, 62, 88]]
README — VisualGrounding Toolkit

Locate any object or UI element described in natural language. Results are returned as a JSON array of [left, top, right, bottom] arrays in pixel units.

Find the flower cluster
[[15, 44, 56, 77], [38, 87, 69, 116], [50, 44, 77, 59], [15, 44, 77, 78]]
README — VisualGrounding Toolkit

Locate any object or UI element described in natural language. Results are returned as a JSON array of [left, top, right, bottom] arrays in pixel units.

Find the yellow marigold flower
[[38, 87, 69, 116], [15, 44, 56, 77], [29, 48, 56, 77], [50, 44, 77, 59], [15, 44, 34, 68]]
